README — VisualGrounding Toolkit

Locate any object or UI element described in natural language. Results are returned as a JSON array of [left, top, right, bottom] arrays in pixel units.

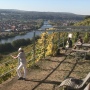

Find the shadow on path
[[31, 56, 67, 90]]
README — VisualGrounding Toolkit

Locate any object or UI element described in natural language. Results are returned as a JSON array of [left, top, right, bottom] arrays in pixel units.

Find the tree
[[84, 16, 90, 20]]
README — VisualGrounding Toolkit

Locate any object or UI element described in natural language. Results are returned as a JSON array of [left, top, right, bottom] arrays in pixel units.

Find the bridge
[[0, 26, 90, 90]]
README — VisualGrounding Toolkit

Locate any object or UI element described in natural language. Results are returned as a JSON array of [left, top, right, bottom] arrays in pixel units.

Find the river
[[0, 21, 53, 44]]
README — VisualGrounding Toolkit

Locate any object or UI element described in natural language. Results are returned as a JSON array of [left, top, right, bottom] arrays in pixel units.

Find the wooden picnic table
[[74, 43, 90, 49], [72, 49, 90, 53], [82, 43, 90, 47], [72, 49, 90, 59]]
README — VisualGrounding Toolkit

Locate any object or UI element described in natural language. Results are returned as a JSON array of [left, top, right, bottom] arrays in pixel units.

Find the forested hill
[[0, 9, 85, 20], [74, 16, 90, 26]]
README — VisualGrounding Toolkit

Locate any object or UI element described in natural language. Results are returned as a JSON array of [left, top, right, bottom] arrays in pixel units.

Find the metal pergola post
[[33, 30, 35, 62], [52, 30, 54, 44], [44, 29, 46, 59], [63, 37, 65, 48], [58, 32, 60, 48]]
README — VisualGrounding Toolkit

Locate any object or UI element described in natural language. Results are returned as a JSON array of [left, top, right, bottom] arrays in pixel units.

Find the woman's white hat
[[68, 33, 72, 38], [18, 47, 23, 51]]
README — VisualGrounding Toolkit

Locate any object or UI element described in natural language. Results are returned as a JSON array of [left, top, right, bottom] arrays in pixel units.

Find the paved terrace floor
[[0, 50, 90, 90]]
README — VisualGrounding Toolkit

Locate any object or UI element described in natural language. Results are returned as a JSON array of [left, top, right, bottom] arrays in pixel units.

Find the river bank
[[0, 31, 28, 39], [0, 21, 53, 44]]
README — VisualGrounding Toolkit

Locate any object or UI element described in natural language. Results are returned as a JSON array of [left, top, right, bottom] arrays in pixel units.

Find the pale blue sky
[[0, 0, 90, 15]]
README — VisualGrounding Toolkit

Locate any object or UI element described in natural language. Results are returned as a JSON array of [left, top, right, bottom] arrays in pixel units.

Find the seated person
[[73, 36, 83, 49], [65, 38, 72, 48], [77, 36, 83, 44]]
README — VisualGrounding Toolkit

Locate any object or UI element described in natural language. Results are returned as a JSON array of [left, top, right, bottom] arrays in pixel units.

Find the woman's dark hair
[[20, 50, 24, 52]]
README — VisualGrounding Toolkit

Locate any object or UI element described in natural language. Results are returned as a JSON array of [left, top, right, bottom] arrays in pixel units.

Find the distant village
[[0, 9, 83, 39], [0, 18, 43, 39], [0, 19, 41, 32]]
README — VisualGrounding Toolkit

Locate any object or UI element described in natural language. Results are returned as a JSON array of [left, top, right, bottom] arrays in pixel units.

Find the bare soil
[[0, 50, 90, 90]]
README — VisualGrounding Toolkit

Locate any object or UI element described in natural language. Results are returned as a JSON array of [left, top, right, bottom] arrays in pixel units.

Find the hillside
[[0, 9, 85, 20], [74, 18, 90, 26]]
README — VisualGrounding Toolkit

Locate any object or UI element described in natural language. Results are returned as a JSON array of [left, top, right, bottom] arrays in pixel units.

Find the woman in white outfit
[[11, 47, 27, 80]]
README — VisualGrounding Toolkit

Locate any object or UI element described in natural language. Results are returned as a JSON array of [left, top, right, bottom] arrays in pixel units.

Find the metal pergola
[[0, 26, 90, 82]]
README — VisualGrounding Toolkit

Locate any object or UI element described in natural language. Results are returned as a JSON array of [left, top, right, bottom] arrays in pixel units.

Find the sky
[[0, 0, 90, 15]]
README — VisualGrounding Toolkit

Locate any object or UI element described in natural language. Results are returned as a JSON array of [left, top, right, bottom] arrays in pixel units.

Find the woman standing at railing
[[11, 47, 27, 80]]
